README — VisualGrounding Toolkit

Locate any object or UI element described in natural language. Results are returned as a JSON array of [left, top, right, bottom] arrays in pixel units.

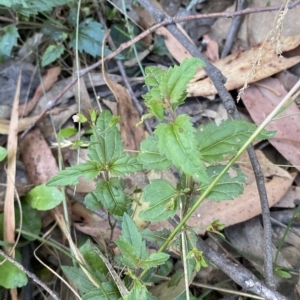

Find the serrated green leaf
[[142, 87, 164, 120], [41, 21, 66, 41], [70, 111, 126, 176], [69, 18, 110, 57], [84, 192, 102, 211], [0, 146, 7, 162], [124, 280, 157, 300], [41, 44, 64, 66], [62, 266, 95, 295], [114, 240, 140, 268], [142, 228, 171, 248], [47, 161, 101, 186], [25, 184, 63, 210], [138, 136, 172, 171], [145, 66, 165, 87], [88, 110, 124, 164], [110, 155, 142, 175], [120, 213, 148, 260], [140, 252, 169, 269], [83, 282, 121, 300], [0, 254, 27, 288], [197, 119, 275, 164], [199, 165, 246, 201], [91, 178, 126, 216], [0, 25, 19, 61], [2, 0, 70, 16], [15, 201, 41, 241], [80, 242, 108, 279], [155, 115, 208, 183], [164, 58, 205, 108], [139, 179, 178, 222]]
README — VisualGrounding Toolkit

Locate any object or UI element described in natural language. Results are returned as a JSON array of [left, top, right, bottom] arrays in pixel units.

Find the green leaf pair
[[137, 117, 274, 222], [47, 110, 142, 216], [115, 214, 169, 269], [143, 58, 205, 120]]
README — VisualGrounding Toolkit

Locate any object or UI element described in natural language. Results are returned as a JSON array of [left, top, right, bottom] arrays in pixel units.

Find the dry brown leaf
[[20, 128, 59, 184], [39, 103, 77, 138], [241, 77, 300, 170], [72, 201, 120, 246], [102, 99, 118, 115], [149, 151, 295, 235], [4, 71, 21, 256], [275, 70, 300, 92], [0, 116, 39, 134], [203, 34, 219, 62], [133, 6, 155, 47], [188, 35, 300, 97], [134, 5, 192, 62], [156, 26, 193, 62], [238, 150, 292, 180], [19, 128, 68, 231], [225, 217, 294, 292], [274, 186, 300, 208], [19, 66, 61, 117], [102, 66, 145, 151]]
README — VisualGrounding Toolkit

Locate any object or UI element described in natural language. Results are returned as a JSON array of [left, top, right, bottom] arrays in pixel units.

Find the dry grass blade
[[3, 69, 21, 300], [55, 215, 100, 289], [88, 240, 129, 298], [4, 71, 21, 254]]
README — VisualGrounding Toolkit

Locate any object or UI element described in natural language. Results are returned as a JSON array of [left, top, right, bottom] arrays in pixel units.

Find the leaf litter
[[1, 0, 300, 299]]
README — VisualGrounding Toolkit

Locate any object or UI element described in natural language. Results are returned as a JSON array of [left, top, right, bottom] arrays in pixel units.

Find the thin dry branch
[[196, 237, 288, 300]]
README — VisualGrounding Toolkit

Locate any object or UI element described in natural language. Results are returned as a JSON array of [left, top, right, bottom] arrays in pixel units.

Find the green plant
[[0, 0, 112, 65], [0, 147, 7, 162], [44, 58, 274, 298]]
